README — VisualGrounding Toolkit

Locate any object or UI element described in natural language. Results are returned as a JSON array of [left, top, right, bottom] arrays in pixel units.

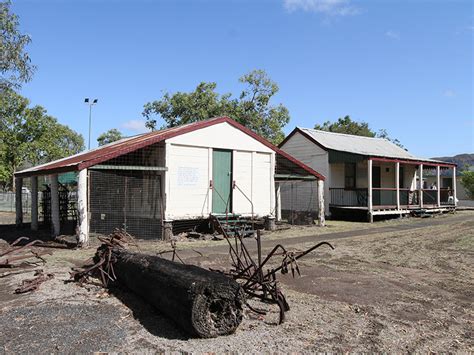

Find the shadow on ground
[[110, 285, 190, 341], [0, 223, 78, 249]]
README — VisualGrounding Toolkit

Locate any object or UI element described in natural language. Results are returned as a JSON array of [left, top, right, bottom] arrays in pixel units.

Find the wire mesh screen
[[104, 142, 165, 166], [279, 180, 318, 224], [40, 173, 78, 233], [89, 170, 162, 239]]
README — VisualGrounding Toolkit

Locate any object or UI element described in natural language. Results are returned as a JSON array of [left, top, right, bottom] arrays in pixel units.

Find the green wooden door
[[212, 150, 232, 214]]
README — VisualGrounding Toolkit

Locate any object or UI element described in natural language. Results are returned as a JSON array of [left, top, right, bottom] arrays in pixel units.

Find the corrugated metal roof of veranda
[[15, 117, 326, 181], [280, 127, 456, 167]]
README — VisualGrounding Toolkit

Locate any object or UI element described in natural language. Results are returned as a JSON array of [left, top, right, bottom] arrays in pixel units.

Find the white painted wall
[[233, 150, 253, 214], [356, 161, 368, 188], [279, 132, 328, 214], [377, 162, 396, 188], [330, 163, 345, 188], [166, 144, 210, 219], [164, 122, 275, 219], [252, 152, 273, 216], [404, 165, 417, 190], [166, 122, 273, 153]]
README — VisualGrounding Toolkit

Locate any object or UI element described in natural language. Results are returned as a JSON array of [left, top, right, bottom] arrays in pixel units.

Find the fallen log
[[110, 248, 245, 338]]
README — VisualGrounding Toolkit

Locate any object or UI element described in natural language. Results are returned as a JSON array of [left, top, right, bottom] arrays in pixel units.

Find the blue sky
[[12, 0, 474, 157]]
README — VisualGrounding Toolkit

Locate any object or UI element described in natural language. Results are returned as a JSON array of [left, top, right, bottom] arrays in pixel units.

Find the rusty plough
[[0, 237, 52, 268], [14, 270, 54, 294], [213, 218, 334, 324]]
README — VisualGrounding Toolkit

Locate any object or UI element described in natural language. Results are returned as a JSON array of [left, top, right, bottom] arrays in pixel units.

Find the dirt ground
[[0, 211, 473, 353]]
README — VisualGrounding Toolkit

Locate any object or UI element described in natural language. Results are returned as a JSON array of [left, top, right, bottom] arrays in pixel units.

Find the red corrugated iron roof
[[15, 117, 325, 180]]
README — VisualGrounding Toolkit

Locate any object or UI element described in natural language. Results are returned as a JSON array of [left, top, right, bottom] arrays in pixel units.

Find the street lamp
[[84, 98, 98, 150]]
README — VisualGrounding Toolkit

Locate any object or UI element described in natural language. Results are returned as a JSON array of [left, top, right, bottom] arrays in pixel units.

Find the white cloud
[[121, 119, 148, 133], [283, 0, 359, 16], [385, 30, 400, 40], [443, 90, 456, 98]]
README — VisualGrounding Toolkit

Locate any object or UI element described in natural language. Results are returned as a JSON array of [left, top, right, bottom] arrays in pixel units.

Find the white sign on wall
[[177, 167, 200, 186]]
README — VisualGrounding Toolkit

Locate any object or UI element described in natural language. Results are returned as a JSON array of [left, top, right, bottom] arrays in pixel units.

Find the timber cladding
[[89, 169, 162, 239]]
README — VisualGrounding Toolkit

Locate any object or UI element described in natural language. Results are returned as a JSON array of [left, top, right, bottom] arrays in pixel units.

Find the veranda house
[[279, 128, 457, 222], [14, 117, 325, 242]]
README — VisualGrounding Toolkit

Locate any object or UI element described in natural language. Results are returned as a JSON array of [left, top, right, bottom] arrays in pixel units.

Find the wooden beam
[[369, 156, 455, 168], [396, 162, 400, 210], [270, 152, 276, 217], [275, 182, 281, 222], [317, 180, 325, 226], [436, 166, 441, 207], [77, 169, 89, 246], [368, 159, 373, 220], [90, 164, 167, 171], [419, 164, 424, 209], [453, 166, 457, 206], [50, 174, 60, 236], [165, 142, 172, 220], [15, 177, 23, 227], [207, 147, 212, 215], [31, 176, 38, 231], [274, 174, 317, 181]]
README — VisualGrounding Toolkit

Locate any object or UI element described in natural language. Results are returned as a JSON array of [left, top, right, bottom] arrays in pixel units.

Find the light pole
[[84, 98, 98, 150]]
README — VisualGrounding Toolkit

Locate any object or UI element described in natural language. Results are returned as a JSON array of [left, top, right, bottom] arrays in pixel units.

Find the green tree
[[0, 89, 84, 189], [97, 128, 123, 146], [460, 168, 474, 199], [314, 115, 404, 148], [314, 116, 375, 137], [376, 128, 404, 149], [1, 1, 35, 90], [143, 69, 290, 144]]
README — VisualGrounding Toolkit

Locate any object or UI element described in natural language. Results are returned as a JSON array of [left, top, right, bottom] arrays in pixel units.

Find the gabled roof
[[15, 117, 325, 180], [280, 127, 455, 167]]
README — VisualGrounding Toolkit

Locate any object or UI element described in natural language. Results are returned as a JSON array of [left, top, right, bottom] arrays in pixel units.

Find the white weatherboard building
[[14, 117, 324, 241], [279, 128, 457, 222]]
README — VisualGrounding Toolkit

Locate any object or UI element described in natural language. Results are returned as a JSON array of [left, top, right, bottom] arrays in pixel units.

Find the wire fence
[[0, 192, 39, 214], [89, 169, 163, 239]]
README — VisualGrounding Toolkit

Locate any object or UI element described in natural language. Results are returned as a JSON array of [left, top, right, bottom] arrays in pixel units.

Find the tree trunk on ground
[[111, 249, 245, 338]]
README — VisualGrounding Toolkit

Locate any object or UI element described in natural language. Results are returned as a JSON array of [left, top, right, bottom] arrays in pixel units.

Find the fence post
[[15, 177, 23, 227], [31, 176, 38, 231], [275, 182, 281, 222], [436, 166, 441, 207], [453, 166, 457, 207], [77, 169, 89, 245], [317, 179, 325, 226], [368, 159, 373, 223], [51, 174, 60, 236], [396, 162, 400, 210], [419, 164, 424, 209]]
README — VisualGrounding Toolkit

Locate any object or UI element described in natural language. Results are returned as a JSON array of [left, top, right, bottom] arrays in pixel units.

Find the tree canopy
[[97, 128, 123, 146], [460, 168, 474, 199], [314, 115, 404, 148], [0, 1, 35, 90], [315, 116, 375, 137], [0, 89, 84, 189], [142, 69, 290, 144]]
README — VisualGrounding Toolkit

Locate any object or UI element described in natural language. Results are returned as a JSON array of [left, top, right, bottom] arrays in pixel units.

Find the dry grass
[[0, 211, 473, 352]]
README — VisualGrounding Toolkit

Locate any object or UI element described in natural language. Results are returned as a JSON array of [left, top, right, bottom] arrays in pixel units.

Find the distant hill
[[431, 153, 474, 169]]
